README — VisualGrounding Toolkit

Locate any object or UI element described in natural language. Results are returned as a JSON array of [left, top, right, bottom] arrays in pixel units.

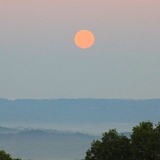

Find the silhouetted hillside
[[0, 98, 159, 134], [0, 127, 100, 160]]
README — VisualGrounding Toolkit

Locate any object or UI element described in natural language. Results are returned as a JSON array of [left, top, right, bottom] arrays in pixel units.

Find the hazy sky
[[0, 0, 160, 99]]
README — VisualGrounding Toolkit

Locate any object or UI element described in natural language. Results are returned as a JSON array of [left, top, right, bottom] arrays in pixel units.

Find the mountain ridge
[[0, 98, 159, 134]]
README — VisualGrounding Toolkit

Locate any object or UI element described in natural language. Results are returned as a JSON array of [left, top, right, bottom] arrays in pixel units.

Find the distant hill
[[0, 98, 159, 134], [0, 127, 100, 160], [0, 126, 131, 160]]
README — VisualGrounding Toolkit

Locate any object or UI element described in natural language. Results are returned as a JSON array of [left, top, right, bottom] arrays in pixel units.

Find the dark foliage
[[85, 121, 160, 160], [0, 150, 21, 160]]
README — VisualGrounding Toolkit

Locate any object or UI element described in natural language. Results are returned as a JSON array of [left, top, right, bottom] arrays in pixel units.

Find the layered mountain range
[[0, 98, 159, 160]]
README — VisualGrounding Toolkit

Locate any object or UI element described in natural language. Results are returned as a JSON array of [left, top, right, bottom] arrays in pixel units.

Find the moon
[[74, 30, 95, 49]]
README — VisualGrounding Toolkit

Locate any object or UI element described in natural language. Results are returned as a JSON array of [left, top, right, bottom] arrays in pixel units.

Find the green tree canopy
[[131, 121, 160, 160], [0, 150, 21, 160], [85, 129, 131, 160], [85, 121, 160, 160], [0, 150, 12, 160]]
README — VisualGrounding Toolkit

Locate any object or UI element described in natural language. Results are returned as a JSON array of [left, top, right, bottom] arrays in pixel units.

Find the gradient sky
[[0, 0, 160, 99]]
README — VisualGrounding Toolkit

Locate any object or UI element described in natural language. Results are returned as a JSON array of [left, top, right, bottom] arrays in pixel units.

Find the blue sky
[[0, 0, 160, 99]]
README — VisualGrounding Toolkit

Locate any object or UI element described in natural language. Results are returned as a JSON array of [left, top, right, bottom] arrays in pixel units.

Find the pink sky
[[0, 0, 160, 99]]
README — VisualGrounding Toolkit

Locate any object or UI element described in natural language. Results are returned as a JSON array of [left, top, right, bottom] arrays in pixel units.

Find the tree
[[85, 129, 131, 160], [131, 121, 160, 160], [0, 150, 12, 160], [0, 150, 21, 160], [85, 121, 160, 160]]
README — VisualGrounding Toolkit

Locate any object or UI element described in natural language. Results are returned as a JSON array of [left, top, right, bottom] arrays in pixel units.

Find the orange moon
[[74, 30, 95, 49]]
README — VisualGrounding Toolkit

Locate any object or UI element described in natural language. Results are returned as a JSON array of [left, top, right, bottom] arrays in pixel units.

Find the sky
[[0, 0, 160, 100]]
